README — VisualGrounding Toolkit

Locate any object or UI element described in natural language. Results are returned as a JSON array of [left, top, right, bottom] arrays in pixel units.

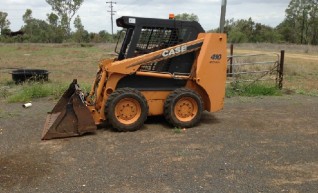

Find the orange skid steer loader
[[42, 16, 227, 140]]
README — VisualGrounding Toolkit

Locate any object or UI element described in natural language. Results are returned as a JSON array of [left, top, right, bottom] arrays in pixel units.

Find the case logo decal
[[162, 45, 187, 57]]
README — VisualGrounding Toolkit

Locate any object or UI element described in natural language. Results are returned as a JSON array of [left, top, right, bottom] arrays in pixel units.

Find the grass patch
[[7, 82, 67, 102], [295, 89, 318, 97], [226, 83, 282, 97], [5, 81, 91, 103], [173, 127, 182, 134]]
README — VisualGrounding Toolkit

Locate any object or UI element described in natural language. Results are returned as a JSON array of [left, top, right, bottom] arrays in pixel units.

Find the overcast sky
[[2, 0, 290, 32]]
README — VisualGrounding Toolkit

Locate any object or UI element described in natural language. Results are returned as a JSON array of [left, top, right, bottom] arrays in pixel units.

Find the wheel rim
[[174, 97, 198, 122], [115, 98, 141, 125]]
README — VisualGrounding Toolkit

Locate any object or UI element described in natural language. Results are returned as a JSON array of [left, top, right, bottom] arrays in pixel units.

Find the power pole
[[106, 1, 117, 35], [219, 0, 227, 33]]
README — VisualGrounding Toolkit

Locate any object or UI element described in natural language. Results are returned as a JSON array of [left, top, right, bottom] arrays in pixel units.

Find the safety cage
[[114, 16, 205, 90], [115, 16, 204, 61]]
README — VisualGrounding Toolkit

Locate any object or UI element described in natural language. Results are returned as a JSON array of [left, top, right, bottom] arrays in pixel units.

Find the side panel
[[141, 91, 171, 116], [196, 33, 227, 112]]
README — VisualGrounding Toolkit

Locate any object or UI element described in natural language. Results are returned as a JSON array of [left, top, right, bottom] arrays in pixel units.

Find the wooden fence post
[[278, 50, 285, 90]]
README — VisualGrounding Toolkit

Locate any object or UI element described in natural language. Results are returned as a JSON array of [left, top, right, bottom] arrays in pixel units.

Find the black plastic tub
[[11, 69, 49, 83]]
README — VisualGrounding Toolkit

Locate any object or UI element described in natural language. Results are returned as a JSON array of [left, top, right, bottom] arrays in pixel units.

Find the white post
[[220, 0, 227, 33]]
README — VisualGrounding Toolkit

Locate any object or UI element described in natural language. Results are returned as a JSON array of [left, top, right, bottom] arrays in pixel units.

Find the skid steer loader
[[42, 16, 227, 140]]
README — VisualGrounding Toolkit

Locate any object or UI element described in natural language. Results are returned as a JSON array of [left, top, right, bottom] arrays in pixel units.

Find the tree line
[[0, 0, 115, 43], [0, 0, 317, 45], [220, 0, 318, 44]]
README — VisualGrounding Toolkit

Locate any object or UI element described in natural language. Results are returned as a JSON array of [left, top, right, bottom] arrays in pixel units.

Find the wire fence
[[226, 44, 285, 90]]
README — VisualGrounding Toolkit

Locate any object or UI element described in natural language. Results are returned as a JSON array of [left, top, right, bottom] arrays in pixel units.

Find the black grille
[[135, 28, 180, 55]]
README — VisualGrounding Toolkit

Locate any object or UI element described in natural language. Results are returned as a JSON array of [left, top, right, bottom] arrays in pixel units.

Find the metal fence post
[[278, 50, 285, 90], [230, 44, 234, 77]]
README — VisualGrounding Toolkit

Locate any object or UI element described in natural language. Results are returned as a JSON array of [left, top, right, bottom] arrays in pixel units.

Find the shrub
[[226, 83, 282, 97]]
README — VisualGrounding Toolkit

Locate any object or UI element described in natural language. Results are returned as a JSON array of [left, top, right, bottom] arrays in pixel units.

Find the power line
[[115, 0, 139, 12], [106, 1, 117, 35]]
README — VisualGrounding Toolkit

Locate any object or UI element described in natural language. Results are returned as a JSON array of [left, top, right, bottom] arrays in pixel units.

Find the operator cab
[[115, 16, 205, 91], [116, 16, 204, 60]]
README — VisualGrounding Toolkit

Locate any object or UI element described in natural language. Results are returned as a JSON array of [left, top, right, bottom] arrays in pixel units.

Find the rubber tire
[[105, 88, 148, 131], [164, 88, 203, 128]]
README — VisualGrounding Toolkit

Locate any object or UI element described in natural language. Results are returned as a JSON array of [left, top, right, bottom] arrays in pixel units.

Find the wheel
[[105, 88, 148, 131], [164, 88, 203, 128]]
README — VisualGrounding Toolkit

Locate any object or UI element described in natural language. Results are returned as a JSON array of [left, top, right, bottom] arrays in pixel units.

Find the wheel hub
[[115, 98, 140, 124], [174, 97, 198, 121]]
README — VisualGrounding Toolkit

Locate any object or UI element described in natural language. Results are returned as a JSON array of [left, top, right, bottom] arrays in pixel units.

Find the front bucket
[[41, 80, 96, 140]]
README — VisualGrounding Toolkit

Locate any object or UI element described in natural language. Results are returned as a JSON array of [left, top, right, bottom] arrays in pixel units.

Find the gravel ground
[[0, 95, 317, 193]]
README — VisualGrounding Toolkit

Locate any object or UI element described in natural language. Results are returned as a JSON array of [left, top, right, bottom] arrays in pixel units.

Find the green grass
[[2, 80, 282, 103], [295, 89, 318, 97], [226, 83, 282, 97], [173, 127, 182, 134], [6, 82, 67, 103], [3, 81, 91, 103]]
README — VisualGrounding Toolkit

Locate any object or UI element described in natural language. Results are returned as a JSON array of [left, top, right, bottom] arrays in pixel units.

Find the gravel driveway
[[0, 95, 317, 193]]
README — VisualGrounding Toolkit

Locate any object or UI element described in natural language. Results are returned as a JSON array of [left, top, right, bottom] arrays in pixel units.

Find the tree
[[74, 15, 84, 31], [23, 9, 33, 24], [175, 13, 199, 22], [88, 30, 113, 43], [308, 0, 318, 45], [20, 9, 64, 43], [276, 19, 296, 43], [99, 30, 112, 42], [253, 23, 282, 43], [281, 0, 318, 44], [221, 18, 281, 43], [72, 15, 88, 43], [285, 0, 311, 44], [47, 12, 59, 27], [0, 11, 10, 35], [47, 13, 65, 43], [22, 9, 34, 37], [46, 0, 84, 34], [224, 18, 254, 43], [22, 18, 50, 42]]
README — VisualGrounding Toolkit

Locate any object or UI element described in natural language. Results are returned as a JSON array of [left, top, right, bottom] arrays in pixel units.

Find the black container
[[11, 69, 49, 83]]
